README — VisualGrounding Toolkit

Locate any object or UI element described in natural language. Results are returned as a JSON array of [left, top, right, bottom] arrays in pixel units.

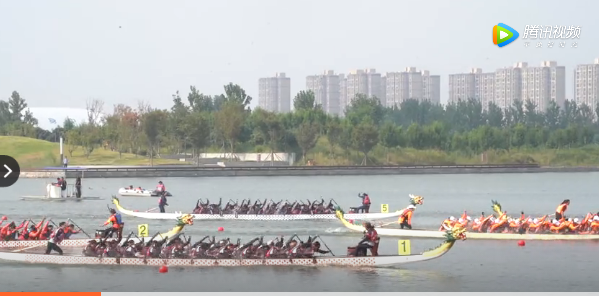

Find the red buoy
[[134, 210, 139, 212], [1, 216, 7, 221], [348, 219, 354, 224], [217, 227, 224, 232], [517, 240, 525, 246], [159, 265, 168, 273]]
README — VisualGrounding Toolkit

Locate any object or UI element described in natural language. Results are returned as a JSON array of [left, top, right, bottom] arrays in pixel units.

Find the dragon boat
[[336, 209, 599, 241], [112, 197, 403, 221], [0, 228, 465, 267], [0, 214, 194, 249]]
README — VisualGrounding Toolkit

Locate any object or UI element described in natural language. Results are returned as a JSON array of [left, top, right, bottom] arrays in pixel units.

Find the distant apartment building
[[494, 63, 524, 110], [574, 58, 599, 108], [385, 67, 440, 107], [258, 73, 291, 113], [305, 70, 341, 116], [339, 69, 384, 109], [520, 61, 566, 111], [448, 68, 495, 107]]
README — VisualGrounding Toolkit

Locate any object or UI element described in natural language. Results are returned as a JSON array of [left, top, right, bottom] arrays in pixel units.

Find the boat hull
[[0, 252, 441, 267], [337, 214, 599, 240], [0, 237, 148, 249]]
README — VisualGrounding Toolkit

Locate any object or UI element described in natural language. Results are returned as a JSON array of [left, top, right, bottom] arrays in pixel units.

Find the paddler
[[64, 224, 80, 239], [102, 209, 123, 239], [353, 222, 379, 256], [46, 222, 66, 255], [397, 205, 415, 229], [555, 199, 570, 221], [439, 216, 456, 231], [0, 221, 25, 241]]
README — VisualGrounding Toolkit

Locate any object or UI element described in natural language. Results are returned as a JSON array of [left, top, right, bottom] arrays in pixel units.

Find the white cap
[[552, 219, 559, 225], [533, 218, 539, 224], [528, 218, 533, 223], [568, 218, 573, 222], [407, 205, 416, 209], [466, 216, 472, 221], [449, 216, 455, 221], [458, 218, 464, 223], [594, 216, 599, 221], [474, 218, 480, 223], [574, 218, 580, 223]]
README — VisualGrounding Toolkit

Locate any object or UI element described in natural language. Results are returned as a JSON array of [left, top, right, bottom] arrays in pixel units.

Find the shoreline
[[17, 164, 599, 178]]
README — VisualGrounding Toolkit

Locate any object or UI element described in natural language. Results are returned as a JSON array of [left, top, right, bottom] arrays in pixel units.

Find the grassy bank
[[0, 136, 190, 169], [290, 137, 599, 167], [3, 136, 599, 168]]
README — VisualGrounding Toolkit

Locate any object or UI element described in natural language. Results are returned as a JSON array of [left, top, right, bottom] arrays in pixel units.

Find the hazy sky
[[0, 0, 596, 113]]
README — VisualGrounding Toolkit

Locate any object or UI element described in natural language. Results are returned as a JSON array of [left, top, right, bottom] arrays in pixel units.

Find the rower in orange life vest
[[356, 193, 371, 213], [555, 199, 570, 221], [489, 211, 508, 233], [102, 209, 123, 239], [0, 220, 26, 241], [398, 205, 416, 229], [64, 224, 80, 239], [353, 222, 379, 256]]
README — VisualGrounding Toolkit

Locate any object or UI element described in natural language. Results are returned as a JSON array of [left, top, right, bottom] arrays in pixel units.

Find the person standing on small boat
[[555, 199, 570, 221], [354, 222, 379, 256], [46, 222, 66, 255], [156, 181, 166, 194], [158, 191, 169, 213], [102, 209, 123, 239], [75, 177, 82, 198], [60, 177, 67, 198], [356, 193, 371, 213]]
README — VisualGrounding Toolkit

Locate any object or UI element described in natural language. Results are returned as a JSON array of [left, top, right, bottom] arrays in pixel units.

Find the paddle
[[312, 235, 335, 256], [68, 218, 92, 239], [377, 221, 397, 228], [11, 244, 44, 253], [145, 207, 158, 212]]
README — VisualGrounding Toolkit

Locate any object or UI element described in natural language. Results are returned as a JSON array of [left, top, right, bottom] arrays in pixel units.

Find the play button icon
[[500, 30, 509, 40], [0, 155, 20, 188]]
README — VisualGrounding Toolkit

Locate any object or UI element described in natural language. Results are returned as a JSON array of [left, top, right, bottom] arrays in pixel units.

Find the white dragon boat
[[336, 210, 599, 241], [20, 184, 102, 201], [118, 187, 172, 197], [112, 197, 403, 221], [0, 214, 195, 250], [0, 227, 466, 267]]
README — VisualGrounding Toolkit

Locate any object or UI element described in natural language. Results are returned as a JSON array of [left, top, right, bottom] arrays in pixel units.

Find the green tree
[[351, 121, 379, 165], [294, 121, 319, 163], [215, 100, 245, 157], [293, 90, 318, 111], [379, 122, 400, 163], [187, 112, 211, 165], [325, 119, 342, 161]]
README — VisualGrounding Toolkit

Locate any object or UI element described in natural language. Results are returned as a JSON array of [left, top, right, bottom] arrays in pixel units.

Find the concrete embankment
[[17, 164, 599, 179]]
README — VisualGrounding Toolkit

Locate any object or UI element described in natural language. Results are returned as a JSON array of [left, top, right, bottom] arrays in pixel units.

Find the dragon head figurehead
[[409, 194, 424, 206], [176, 214, 194, 226], [445, 225, 467, 242], [491, 200, 503, 216]]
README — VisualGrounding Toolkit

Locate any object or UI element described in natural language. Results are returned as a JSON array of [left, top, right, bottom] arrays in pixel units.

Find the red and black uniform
[[355, 226, 379, 256]]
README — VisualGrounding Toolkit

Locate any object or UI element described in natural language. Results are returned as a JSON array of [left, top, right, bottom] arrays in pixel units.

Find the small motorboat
[[118, 187, 172, 197]]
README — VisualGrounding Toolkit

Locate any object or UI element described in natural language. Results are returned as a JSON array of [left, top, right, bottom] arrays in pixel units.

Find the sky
[[0, 0, 597, 116]]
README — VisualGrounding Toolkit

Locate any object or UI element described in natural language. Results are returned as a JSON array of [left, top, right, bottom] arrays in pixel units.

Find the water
[[1, 173, 598, 292]]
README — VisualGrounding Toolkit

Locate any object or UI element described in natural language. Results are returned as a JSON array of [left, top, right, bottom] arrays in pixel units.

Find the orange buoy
[[217, 227, 224, 232], [159, 265, 168, 273], [1, 216, 7, 221], [517, 240, 525, 246], [134, 210, 139, 212]]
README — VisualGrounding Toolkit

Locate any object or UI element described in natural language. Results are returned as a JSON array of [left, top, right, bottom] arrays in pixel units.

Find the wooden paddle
[[11, 244, 44, 253], [146, 207, 158, 212]]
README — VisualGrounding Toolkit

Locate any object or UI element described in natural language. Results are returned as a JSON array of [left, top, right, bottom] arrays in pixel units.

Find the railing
[[23, 164, 541, 172]]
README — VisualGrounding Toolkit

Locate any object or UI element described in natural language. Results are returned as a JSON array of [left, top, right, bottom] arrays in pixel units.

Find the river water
[[1, 173, 598, 292]]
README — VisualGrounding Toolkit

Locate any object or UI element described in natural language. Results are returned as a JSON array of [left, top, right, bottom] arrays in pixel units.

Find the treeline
[[2, 84, 599, 165]]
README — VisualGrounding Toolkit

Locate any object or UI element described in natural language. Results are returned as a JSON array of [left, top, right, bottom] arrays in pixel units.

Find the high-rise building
[[340, 69, 384, 110], [494, 63, 524, 110], [305, 70, 341, 116], [520, 61, 566, 111], [448, 68, 495, 108], [574, 58, 599, 108], [385, 67, 440, 107], [258, 73, 291, 113]]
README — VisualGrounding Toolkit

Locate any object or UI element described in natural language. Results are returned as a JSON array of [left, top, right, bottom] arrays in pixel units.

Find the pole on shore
[[59, 136, 64, 166]]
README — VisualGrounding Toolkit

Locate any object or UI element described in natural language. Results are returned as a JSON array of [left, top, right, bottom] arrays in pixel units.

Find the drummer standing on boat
[[46, 222, 66, 255], [158, 191, 169, 213], [555, 199, 570, 221]]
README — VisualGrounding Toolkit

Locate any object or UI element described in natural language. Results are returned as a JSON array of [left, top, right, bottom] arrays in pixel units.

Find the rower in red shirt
[[353, 222, 379, 256]]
